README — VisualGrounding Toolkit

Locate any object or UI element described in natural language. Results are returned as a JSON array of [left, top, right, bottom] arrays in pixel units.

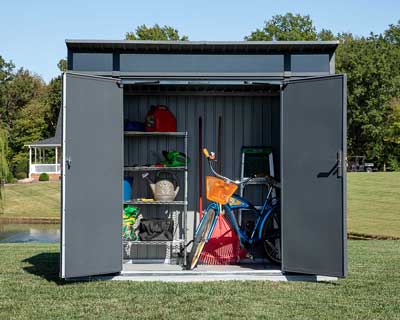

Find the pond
[[0, 223, 60, 243]]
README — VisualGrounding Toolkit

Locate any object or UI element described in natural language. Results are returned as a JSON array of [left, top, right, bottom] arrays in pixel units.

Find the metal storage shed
[[61, 40, 347, 280]]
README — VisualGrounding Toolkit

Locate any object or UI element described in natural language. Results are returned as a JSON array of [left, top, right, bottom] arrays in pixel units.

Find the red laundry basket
[[199, 213, 247, 265]]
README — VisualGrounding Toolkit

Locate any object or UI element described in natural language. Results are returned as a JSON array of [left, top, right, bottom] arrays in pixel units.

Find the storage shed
[[60, 40, 347, 280]]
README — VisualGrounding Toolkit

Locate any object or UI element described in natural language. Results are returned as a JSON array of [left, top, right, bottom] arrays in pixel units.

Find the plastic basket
[[206, 176, 238, 205]]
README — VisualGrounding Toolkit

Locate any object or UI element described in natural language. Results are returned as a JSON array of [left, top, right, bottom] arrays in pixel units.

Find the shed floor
[[118, 262, 337, 282]]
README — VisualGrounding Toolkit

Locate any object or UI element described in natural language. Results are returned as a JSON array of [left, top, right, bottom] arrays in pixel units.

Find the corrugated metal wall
[[123, 87, 280, 260]]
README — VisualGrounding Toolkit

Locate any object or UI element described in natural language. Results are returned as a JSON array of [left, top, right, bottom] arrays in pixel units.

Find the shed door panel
[[281, 75, 347, 277], [61, 73, 123, 279]]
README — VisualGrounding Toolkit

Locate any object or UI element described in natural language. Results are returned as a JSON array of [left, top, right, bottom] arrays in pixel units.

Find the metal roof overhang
[[66, 40, 339, 54], [26, 143, 61, 147], [120, 78, 283, 86]]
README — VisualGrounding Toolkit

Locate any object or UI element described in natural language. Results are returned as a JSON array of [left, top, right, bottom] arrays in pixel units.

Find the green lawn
[[0, 241, 398, 319], [348, 172, 400, 238], [1, 173, 399, 238], [2, 182, 60, 219]]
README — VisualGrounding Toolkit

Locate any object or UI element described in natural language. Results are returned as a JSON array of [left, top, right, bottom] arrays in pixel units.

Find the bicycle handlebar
[[203, 148, 281, 188]]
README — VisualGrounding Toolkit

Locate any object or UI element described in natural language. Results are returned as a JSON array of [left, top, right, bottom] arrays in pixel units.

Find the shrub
[[15, 172, 27, 180], [39, 173, 49, 181], [387, 158, 400, 172], [6, 172, 15, 183]]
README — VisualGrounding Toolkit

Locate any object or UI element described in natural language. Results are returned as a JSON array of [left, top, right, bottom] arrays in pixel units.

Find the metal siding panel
[[120, 54, 284, 73], [62, 73, 123, 278], [281, 75, 346, 277]]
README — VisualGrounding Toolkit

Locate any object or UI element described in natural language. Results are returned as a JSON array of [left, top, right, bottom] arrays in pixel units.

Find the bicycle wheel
[[187, 208, 216, 270], [261, 208, 281, 264]]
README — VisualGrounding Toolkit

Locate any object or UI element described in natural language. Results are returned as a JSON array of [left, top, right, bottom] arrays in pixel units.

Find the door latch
[[66, 157, 72, 170], [337, 150, 342, 177]]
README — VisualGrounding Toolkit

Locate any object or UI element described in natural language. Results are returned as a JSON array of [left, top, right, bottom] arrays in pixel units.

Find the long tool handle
[[217, 116, 222, 174], [199, 117, 203, 219]]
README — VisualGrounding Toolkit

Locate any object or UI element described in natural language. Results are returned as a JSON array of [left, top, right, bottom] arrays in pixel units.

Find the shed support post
[[29, 147, 32, 178]]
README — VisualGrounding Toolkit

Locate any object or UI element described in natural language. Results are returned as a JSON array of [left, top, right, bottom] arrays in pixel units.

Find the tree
[[0, 125, 9, 206], [383, 98, 400, 170], [44, 76, 62, 137], [245, 13, 318, 41], [9, 97, 48, 176], [318, 29, 336, 41], [336, 34, 400, 168], [384, 20, 400, 44], [0, 55, 15, 130], [57, 58, 67, 72], [0, 55, 14, 84], [0, 69, 45, 130], [125, 24, 188, 41]]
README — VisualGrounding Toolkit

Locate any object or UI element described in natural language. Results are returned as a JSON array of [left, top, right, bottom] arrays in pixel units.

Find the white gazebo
[[26, 112, 61, 180]]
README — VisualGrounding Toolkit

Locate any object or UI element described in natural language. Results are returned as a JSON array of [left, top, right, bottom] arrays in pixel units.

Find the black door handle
[[337, 150, 342, 177], [66, 157, 72, 170]]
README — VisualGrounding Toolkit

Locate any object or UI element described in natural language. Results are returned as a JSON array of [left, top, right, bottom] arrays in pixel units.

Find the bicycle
[[187, 148, 281, 270]]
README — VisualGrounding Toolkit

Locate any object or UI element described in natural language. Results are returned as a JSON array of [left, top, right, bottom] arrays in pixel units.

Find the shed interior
[[122, 83, 282, 271]]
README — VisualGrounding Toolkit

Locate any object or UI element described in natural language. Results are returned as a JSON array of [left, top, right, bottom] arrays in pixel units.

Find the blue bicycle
[[187, 148, 281, 270]]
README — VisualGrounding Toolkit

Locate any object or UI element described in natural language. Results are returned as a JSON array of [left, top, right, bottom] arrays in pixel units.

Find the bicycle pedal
[[245, 252, 254, 260]]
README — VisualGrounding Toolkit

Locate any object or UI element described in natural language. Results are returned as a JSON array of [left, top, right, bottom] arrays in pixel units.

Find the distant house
[[25, 112, 61, 181]]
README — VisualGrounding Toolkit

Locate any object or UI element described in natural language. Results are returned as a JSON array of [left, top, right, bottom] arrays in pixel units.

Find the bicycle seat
[[254, 174, 281, 189]]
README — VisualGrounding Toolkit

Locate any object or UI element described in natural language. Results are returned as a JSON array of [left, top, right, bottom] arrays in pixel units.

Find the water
[[0, 223, 60, 243]]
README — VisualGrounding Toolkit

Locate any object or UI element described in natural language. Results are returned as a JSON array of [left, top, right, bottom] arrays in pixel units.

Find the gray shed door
[[281, 75, 347, 277], [61, 73, 123, 279]]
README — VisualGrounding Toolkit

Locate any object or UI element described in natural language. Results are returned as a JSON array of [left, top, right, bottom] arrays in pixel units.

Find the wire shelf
[[124, 131, 187, 137], [124, 166, 186, 172], [124, 200, 187, 206], [123, 240, 184, 246]]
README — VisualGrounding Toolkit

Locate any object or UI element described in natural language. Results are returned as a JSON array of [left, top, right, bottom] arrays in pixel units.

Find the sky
[[0, 0, 399, 82]]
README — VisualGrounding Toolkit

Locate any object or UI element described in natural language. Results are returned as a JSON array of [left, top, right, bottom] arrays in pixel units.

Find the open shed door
[[61, 73, 123, 279], [281, 75, 347, 277]]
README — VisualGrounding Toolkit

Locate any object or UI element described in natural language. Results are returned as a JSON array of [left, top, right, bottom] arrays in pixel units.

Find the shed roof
[[66, 40, 339, 54], [26, 111, 62, 147]]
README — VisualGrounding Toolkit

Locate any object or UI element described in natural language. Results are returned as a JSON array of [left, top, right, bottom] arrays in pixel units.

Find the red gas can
[[145, 105, 177, 132]]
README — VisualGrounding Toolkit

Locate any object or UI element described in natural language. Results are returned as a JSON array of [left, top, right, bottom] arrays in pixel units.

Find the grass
[[1, 182, 60, 219], [0, 241, 398, 319], [348, 172, 400, 238]]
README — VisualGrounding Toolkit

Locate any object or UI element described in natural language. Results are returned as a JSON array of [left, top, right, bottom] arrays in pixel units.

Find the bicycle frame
[[196, 188, 278, 248]]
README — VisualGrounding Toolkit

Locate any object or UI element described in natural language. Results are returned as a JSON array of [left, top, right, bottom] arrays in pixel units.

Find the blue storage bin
[[123, 177, 133, 201]]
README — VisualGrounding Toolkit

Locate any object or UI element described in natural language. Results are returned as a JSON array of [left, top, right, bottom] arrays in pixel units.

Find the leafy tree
[[0, 55, 14, 84], [9, 97, 48, 175], [0, 55, 15, 128], [383, 98, 400, 170], [0, 68, 46, 176], [318, 29, 336, 41], [125, 24, 188, 41], [44, 76, 62, 137], [336, 34, 400, 168], [384, 20, 400, 44], [246, 13, 318, 41], [0, 125, 9, 206], [57, 58, 67, 72], [0, 69, 45, 130]]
